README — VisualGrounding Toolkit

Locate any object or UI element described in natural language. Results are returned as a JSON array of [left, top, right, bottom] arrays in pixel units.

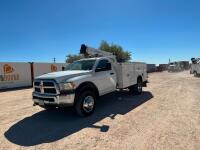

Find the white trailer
[[0, 62, 32, 89]]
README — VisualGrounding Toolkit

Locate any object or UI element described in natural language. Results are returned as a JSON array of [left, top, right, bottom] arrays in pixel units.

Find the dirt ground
[[0, 71, 200, 150]]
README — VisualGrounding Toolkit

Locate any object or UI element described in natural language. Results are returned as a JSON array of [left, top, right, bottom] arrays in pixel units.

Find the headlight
[[61, 82, 76, 90]]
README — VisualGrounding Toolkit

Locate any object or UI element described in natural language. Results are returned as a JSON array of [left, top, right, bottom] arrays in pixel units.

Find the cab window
[[95, 59, 111, 72]]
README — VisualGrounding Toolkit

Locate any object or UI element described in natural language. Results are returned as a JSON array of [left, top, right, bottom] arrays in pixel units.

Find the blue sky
[[0, 0, 199, 64]]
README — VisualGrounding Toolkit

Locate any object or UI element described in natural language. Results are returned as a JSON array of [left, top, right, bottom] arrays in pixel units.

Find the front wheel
[[74, 91, 96, 117]]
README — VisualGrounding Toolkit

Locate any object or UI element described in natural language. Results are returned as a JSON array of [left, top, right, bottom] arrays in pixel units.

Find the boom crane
[[80, 44, 117, 63]]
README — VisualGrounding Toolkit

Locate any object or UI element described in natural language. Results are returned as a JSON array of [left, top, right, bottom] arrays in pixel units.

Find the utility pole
[[53, 57, 56, 63]]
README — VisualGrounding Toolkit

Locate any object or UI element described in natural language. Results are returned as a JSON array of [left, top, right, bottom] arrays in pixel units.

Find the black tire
[[129, 78, 143, 95], [194, 71, 198, 77], [74, 90, 96, 117]]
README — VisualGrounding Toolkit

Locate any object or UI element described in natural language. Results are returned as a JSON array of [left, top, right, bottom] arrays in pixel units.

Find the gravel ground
[[0, 71, 200, 150]]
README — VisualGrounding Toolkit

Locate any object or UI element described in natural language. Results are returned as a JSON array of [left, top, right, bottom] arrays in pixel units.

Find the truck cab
[[33, 58, 115, 115]]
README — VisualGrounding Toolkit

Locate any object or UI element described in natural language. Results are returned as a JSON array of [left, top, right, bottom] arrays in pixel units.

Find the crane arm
[[80, 44, 116, 62]]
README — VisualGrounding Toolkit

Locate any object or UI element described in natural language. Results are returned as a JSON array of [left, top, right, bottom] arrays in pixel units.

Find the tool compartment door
[[121, 63, 137, 88]]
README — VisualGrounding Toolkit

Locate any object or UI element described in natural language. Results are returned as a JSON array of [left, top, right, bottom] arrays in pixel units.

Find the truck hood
[[35, 70, 91, 82]]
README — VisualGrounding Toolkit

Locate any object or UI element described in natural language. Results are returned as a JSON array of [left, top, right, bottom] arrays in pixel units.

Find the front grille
[[35, 87, 41, 93], [34, 82, 40, 86], [43, 82, 54, 86], [34, 80, 57, 94], [44, 88, 57, 94]]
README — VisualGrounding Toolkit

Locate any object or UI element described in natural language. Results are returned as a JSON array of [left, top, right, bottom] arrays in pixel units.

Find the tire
[[194, 71, 198, 77], [129, 78, 143, 95], [74, 90, 96, 117]]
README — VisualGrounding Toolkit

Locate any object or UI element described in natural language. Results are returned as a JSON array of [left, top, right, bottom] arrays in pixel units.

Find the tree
[[99, 41, 131, 62], [66, 41, 132, 63], [66, 54, 83, 63]]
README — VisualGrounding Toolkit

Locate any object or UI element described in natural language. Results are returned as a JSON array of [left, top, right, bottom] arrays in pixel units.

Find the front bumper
[[32, 92, 75, 107]]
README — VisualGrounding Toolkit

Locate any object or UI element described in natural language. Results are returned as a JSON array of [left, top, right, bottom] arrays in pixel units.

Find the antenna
[[53, 57, 56, 63]]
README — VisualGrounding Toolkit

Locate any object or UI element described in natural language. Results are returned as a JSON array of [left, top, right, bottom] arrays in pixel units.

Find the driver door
[[94, 59, 117, 95]]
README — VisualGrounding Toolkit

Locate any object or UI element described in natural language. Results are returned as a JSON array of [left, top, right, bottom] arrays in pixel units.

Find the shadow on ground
[[5, 91, 153, 146], [0, 87, 32, 93]]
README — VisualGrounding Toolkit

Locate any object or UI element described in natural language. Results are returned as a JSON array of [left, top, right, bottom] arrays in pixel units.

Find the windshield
[[66, 60, 96, 71]]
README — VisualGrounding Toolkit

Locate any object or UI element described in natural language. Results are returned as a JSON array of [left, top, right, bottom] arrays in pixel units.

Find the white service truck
[[32, 44, 148, 116], [168, 62, 181, 72], [191, 58, 200, 77]]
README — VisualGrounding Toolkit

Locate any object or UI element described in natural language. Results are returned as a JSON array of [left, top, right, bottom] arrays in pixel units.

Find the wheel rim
[[83, 96, 94, 113], [138, 80, 142, 92]]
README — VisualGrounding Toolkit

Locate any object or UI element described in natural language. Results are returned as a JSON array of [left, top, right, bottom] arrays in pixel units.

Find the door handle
[[110, 72, 114, 75]]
